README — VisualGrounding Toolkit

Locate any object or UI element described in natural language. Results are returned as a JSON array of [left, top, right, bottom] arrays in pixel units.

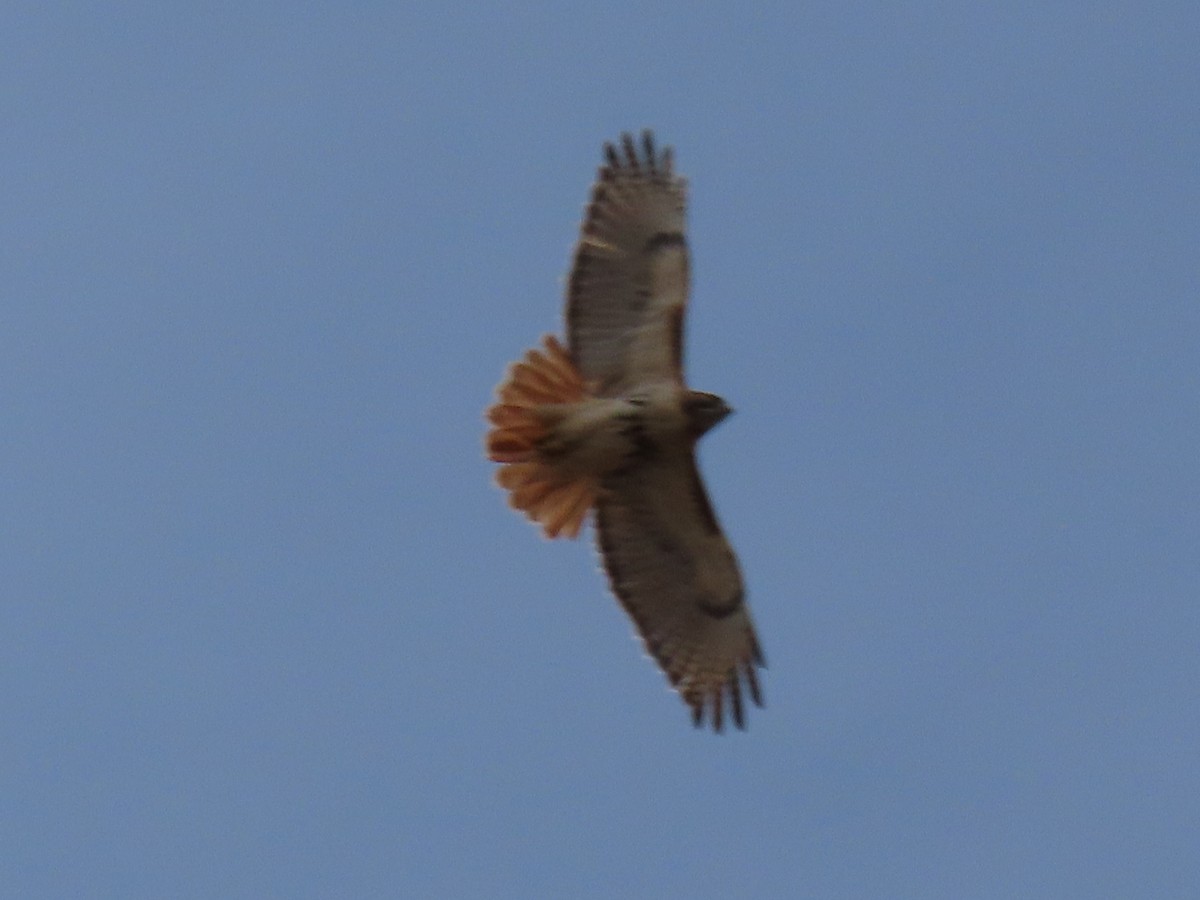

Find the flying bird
[[485, 131, 764, 731]]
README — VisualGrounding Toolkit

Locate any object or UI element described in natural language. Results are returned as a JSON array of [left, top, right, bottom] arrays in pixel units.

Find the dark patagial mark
[[666, 304, 686, 382], [615, 409, 655, 461], [643, 230, 686, 254], [684, 459, 722, 535]]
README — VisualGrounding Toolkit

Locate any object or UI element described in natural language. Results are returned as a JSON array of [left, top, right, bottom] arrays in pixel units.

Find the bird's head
[[683, 390, 733, 438]]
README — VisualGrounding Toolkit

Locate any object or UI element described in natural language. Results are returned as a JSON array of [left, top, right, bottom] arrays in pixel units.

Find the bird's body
[[486, 132, 765, 731], [535, 393, 648, 481]]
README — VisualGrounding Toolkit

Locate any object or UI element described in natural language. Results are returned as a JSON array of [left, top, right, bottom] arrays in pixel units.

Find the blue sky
[[3, 3, 1198, 897]]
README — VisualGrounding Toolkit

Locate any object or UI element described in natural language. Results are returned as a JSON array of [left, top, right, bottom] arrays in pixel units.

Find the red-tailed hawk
[[485, 131, 764, 731]]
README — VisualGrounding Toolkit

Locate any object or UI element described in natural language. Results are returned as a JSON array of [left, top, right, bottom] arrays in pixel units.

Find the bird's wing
[[567, 131, 689, 396], [595, 447, 764, 731]]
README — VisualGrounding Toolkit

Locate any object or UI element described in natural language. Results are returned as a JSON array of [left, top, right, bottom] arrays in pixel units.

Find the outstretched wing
[[596, 449, 765, 731], [567, 131, 689, 396]]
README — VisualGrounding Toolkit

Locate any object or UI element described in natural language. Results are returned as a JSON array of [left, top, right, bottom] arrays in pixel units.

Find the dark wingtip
[[730, 672, 745, 730], [751, 634, 766, 668], [603, 141, 619, 169], [686, 673, 760, 733], [744, 660, 764, 709], [621, 132, 638, 169], [601, 130, 673, 176]]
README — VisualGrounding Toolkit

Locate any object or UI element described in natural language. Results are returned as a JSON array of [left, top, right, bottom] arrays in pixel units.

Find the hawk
[[485, 131, 765, 731]]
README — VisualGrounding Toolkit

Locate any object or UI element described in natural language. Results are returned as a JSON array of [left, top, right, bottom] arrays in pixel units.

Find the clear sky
[[4, 4, 1198, 898]]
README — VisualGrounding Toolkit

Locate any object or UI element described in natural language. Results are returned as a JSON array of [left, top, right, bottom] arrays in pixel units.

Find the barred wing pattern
[[596, 448, 764, 730], [567, 132, 689, 395]]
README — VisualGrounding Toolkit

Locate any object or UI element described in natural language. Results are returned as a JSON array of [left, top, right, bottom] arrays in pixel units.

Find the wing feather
[[567, 130, 689, 395], [595, 450, 765, 731]]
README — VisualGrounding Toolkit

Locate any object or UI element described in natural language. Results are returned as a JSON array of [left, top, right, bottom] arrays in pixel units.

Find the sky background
[[3, 3, 1198, 898]]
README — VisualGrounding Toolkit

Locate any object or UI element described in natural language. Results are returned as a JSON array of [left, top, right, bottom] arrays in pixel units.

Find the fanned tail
[[485, 335, 597, 539]]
